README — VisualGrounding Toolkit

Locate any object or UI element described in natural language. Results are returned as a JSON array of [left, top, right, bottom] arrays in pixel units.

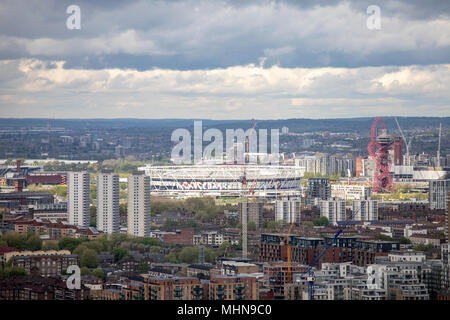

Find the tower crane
[[394, 117, 411, 165], [241, 120, 257, 260], [437, 122, 442, 167]]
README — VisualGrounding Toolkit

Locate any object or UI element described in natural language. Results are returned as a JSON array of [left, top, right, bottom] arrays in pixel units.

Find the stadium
[[138, 164, 305, 198]]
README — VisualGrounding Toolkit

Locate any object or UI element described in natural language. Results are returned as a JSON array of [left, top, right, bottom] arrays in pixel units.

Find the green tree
[[138, 238, 161, 246], [178, 247, 198, 264], [74, 243, 89, 257], [247, 221, 257, 231], [43, 242, 59, 251], [119, 202, 127, 215], [313, 216, 329, 227], [80, 266, 91, 276], [0, 266, 27, 278], [25, 234, 42, 251], [80, 249, 99, 268], [375, 234, 394, 241], [399, 236, 412, 244], [218, 241, 232, 257], [150, 246, 162, 253], [58, 237, 84, 252], [414, 244, 434, 252], [164, 252, 178, 263], [95, 236, 112, 252], [49, 185, 67, 198], [90, 206, 97, 227], [163, 219, 180, 227], [204, 247, 217, 263], [2, 231, 25, 250], [112, 247, 129, 263], [92, 268, 105, 280], [86, 240, 104, 253], [138, 260, 150, 273]]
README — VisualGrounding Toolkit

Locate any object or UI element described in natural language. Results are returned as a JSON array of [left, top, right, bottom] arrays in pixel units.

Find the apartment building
[[67, 171, 90, 228], [239, 201, 263, 229], [97, 171, 120, 234], [352, 200, 378, 222], [127, 172, 151, 237], [307, 178, 331, 204], [331, 184, 372, 200], [429, 179, 450, 210], [0, 275, 89, 300], [320, 199, 346, 226], [209, 275, 259, 300], [5, 250, 78, 277], [275, 199, 302, 224], [193, 230, 224, 246]]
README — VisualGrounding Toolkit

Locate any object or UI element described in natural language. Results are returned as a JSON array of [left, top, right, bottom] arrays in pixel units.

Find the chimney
[[14, 159, 23, 192], [16, 159, 21, 174]]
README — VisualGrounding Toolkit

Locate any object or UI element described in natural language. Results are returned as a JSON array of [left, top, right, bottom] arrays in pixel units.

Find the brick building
[[5, 250, 78, 277], [259, 233, 400, 267], [145, 276, 206, 300], [263, 262, 307, 299], [209, 275, 259, 300], [151, 227, 194, 246], [0, 275, 89, 300]]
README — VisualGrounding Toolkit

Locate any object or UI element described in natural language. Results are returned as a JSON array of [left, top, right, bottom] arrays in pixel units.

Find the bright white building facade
[[127, 173, 151, 237], [67, 171, 90, 228], [97, 171, 120, 234]]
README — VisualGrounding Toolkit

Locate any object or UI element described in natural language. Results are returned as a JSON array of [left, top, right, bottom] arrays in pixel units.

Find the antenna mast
[[394, 117, 409, 166], [437, 122, 442, 167]]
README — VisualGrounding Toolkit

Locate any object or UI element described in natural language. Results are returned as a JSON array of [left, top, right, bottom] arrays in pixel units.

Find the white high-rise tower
[[127, 171, 151, 237], [67, 170, 90, 227], [97, 170, 119, 234]]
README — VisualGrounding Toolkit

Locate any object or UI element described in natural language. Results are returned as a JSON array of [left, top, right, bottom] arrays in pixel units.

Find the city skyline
[[1, 0, 450, 306]]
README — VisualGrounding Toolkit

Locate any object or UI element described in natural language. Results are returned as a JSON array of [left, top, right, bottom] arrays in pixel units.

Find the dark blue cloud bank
[[0, 0, 449, 70]]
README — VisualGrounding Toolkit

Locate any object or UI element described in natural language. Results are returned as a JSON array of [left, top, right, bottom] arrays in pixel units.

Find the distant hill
[[0, 117, 448, 134]]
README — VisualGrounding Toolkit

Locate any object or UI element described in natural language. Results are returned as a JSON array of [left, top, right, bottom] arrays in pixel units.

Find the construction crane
[[241, 120, 257, 260], [394, 117, 411, 165], [241, 164, 248, 260], [437, 122, 442, 167], [300, 204, 364, 300]]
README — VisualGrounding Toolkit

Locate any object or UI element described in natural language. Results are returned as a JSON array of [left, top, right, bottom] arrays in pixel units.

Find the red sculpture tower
[[368, 117, 394, 193]]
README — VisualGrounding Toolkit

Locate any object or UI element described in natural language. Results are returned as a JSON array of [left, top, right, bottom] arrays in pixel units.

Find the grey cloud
[[0, 0, 449, 71]]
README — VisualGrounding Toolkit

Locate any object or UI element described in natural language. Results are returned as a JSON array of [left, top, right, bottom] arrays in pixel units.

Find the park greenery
[[375, 233, 395, 241], [0, 265, 27, 278], [313, 216, 329, 227], [263, 220, 286, 230], [0, 231, 43, 251], [151, 196, 227, 221], [40, 159, 147, 175], [371, 185, 428, 201], [301, 172, 342, 187], [413, 244, 435, 252], [164, 241, 233, 264]]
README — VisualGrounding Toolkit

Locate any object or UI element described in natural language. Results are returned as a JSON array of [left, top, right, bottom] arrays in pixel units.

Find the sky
[[0, 0, 449, 119]]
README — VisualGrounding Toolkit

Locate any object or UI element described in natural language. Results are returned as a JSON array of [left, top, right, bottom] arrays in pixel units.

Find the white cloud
[[0, 58, 449, 119]]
